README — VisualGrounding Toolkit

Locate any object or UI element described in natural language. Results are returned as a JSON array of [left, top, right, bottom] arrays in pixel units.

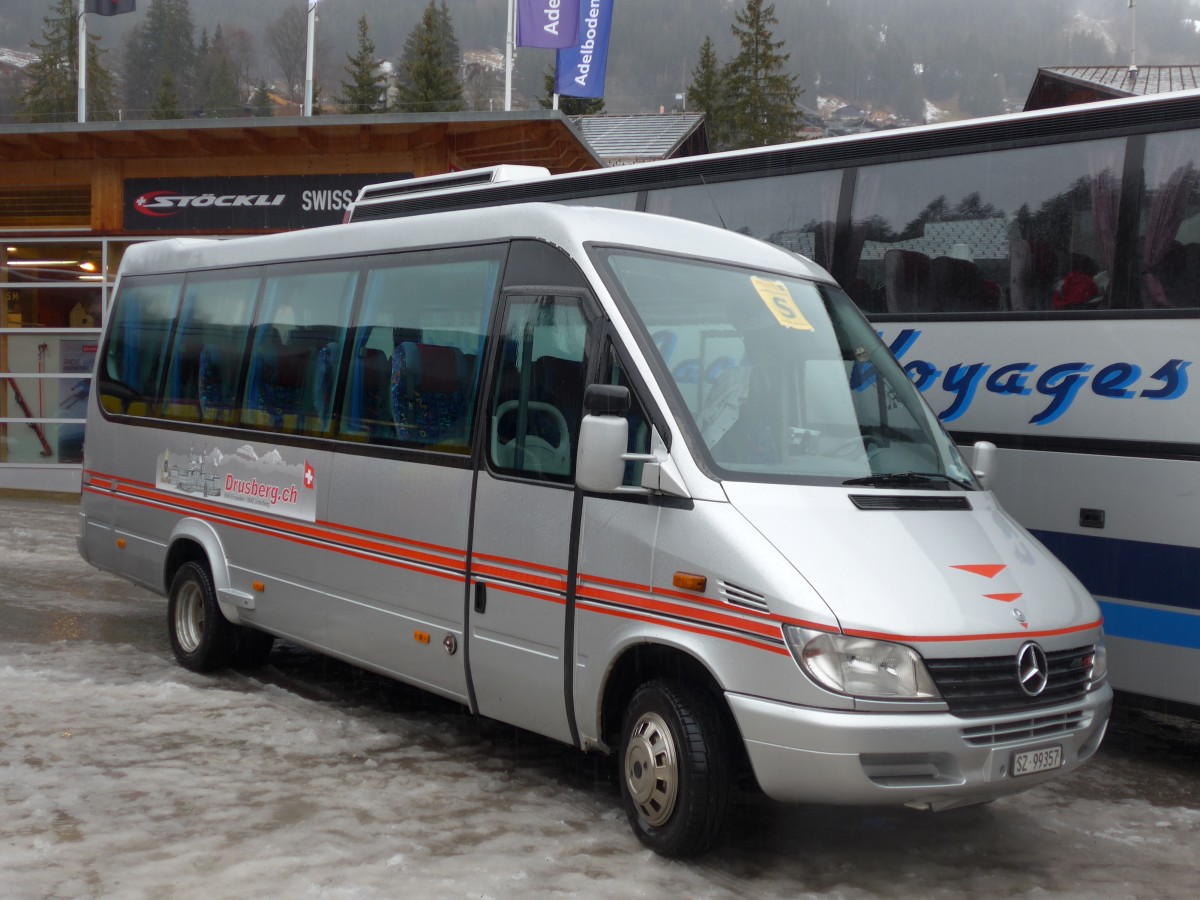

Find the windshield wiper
[[842, 471, 974, 490]]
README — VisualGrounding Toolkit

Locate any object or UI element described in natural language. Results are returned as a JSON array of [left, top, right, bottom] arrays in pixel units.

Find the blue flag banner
[[554, 0, 613, 99], [516, 0, 579, 49], [85, 0, 136, 15]]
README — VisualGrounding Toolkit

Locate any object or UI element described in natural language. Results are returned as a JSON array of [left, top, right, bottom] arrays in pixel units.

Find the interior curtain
[[1140, 133, 1200, 307], [1086, 142, 1123, 284]]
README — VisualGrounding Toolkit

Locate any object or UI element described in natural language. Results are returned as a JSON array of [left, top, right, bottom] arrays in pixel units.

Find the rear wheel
[[168, 561, 233, 672], [618, 679, 731, 858]]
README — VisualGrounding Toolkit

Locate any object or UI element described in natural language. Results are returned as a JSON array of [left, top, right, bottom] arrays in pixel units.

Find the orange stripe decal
[[984, 592, 1023, 603]]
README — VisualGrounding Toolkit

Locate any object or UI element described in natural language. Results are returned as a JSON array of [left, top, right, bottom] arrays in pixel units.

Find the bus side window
[[848, 136, 1125, 315], [99, 278, 181, 416], [240, 268, 357, 435], [161, 277, 259, 426], [1135, 130, 1200, 309], [488, 295, 588, 481], [338, 247, 502, 452]]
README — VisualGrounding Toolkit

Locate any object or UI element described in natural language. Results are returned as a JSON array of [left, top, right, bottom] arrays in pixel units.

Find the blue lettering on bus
[[940, 363, 990, 422], [884, 329, 1191, 425], [1141, 359, 1190, 400]]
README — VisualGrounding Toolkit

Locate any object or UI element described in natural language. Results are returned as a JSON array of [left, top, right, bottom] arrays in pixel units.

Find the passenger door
[[468, 292, 591, 743]]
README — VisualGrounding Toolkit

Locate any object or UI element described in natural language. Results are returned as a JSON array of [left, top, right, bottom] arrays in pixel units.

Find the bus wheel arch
[[164, 519, 239, 623]]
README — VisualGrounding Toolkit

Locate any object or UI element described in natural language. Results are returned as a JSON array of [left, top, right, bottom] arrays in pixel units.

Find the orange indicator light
[[116, 538, 126, 549], [672, 572, 707, 593], [252, 582, 266, 592], [414, 631, 431, 644]]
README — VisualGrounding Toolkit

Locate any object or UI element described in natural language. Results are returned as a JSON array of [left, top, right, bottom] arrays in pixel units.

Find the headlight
[[1089, 633, 1108, 687], [784, 626, 941, 700]]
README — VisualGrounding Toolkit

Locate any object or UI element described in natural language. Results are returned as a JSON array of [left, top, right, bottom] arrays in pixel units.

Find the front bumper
[[727, 683, 1112, 809]]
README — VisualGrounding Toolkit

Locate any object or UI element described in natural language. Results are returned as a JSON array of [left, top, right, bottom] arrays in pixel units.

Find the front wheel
[[168, 561, 234, 672], [619, 679, 731, 858]]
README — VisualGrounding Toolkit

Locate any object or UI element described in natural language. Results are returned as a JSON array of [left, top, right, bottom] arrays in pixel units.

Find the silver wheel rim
[[174, 580, 205, 654], [624, 710, 678, 828]]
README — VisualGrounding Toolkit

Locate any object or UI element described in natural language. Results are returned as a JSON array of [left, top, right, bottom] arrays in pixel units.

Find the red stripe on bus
[[578, 601, 791, 656]]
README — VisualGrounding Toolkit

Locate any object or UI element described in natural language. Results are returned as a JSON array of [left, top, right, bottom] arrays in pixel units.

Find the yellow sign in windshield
[[752, 276, 813, 331]]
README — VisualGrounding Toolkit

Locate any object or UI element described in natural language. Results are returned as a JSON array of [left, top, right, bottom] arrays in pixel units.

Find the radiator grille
[[960, 710, 1088, 747], [925, 645, 1095, 718]]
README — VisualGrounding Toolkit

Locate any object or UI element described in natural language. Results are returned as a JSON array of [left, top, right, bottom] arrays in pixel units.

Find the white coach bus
[[79, 201, 1110, 856]]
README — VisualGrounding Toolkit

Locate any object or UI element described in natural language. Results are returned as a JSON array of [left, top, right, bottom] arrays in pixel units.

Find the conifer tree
[[121, 0, 197, 118], [340, 15, 387, 114], [197, 26, 243, 117], [395, 0, 464, 113], [151, 72, 183, 119], [21, 0, 117, 123], [687, 37, 727, 149], [723, 0, 802, 149]]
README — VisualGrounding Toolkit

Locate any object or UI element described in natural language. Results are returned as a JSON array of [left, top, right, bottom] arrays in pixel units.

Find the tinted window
[[338, 247, 502, 452], [647, 171, 842, 272], [100, 277, 182, 416], [1135, 130, 1200, 309], [240, 268, 358, 436], [487, 295, 589, 482], [849, 138, 1125, 314], [161, 276, 260, 426]]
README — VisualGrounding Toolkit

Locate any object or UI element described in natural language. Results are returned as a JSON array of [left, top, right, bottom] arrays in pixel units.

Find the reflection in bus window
[[239, 269, 358, 436], [849, 138, 1125, 314], [600, 250, 968, 484], [647, 171, 842, 273], [338, 248, 502, 451], [558, 193, 639, 211], [1137, 130, 1200, 309], [99, 278, 182, 416], [162, 277, 259, 426]]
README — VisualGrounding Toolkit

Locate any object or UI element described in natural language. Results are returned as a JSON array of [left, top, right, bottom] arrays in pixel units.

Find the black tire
[[167, 561, 234, 672], [618, 679, 731, 858]]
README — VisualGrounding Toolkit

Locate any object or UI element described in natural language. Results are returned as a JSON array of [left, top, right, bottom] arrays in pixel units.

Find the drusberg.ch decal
[[876, 329, 1190, 425]]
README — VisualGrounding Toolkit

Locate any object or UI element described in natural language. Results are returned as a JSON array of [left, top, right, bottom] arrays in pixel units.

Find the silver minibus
[[79, 202, 1111, 857]]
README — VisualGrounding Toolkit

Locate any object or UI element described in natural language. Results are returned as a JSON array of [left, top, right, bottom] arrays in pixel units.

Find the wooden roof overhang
[[0, 110, 600, 173]]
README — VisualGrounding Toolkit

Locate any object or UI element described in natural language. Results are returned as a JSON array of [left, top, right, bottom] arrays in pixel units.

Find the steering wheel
[[492, 400, 571, 475]]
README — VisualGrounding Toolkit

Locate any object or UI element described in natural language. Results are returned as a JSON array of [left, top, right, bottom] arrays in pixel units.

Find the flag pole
[[504, 0, 515, 111], [77, 0, 87, 123], [304, 0, 318, 116]]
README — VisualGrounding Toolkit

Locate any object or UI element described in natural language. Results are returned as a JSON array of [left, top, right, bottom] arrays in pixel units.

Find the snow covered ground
[[2, 493, 1199, 899]]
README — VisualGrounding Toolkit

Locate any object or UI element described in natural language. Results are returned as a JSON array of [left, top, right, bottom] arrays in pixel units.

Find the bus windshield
[[597, 249, 975, 488]]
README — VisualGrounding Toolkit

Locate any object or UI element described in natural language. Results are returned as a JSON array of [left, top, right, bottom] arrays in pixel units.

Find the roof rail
[[346, 165, 550, 222]]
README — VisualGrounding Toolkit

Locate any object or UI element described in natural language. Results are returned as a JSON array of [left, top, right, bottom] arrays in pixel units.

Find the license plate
[[1012, 745, 1063, 777]]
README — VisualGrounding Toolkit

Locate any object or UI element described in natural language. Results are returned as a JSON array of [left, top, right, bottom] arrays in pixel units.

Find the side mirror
[[972, 440, 997, 489], [576, 385, 630, 494]]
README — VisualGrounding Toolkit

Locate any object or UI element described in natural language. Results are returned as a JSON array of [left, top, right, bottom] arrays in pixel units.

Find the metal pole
[[304, 1, 318, 116], [77, 0, 87, 123], [504, 0, 514, 111], [1129, 0, 1138, 71]]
